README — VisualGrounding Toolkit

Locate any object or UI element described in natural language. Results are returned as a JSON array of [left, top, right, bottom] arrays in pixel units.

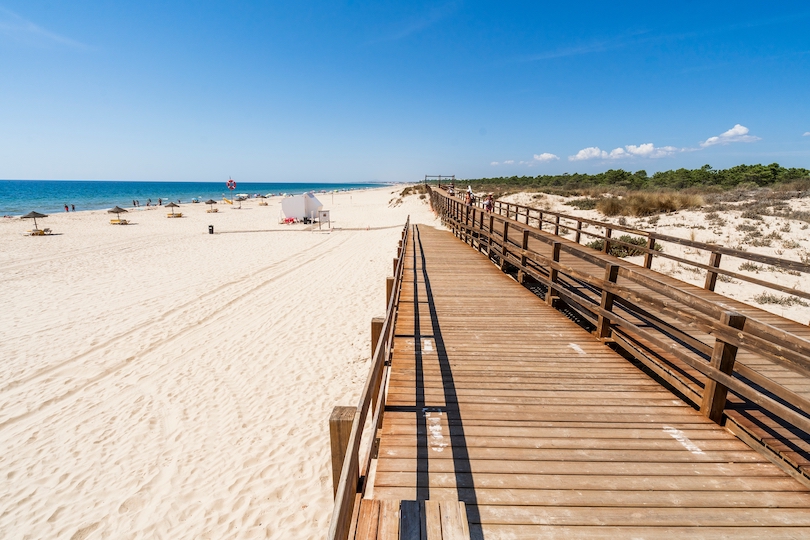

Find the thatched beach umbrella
[[165, 202, 180, 215], [107, 206, 128, 218], [205, 199, 217, 210], [21, 211, 48, 229]]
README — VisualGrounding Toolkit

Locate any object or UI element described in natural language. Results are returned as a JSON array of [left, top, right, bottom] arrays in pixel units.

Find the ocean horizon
[[0, 180, 392, 216]]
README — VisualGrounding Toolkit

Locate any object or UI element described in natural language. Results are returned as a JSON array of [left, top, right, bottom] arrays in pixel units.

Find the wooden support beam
[[603, 227, 612, 254], [554, 215, 560, 236], [329, 406, 355, 497], [704, 251, 723, 291], [701, 311, 747, 423], [500, 220, 510, 271], [518, 229, 529, 283], [643, 235, 656, 269], [371, 317, 384, 358], [547, 241, 561, 306], [596, 264, 620, 339], [575, 220, 582, 244], [393, 257, 398, 276], [386, 276, 394, 307]]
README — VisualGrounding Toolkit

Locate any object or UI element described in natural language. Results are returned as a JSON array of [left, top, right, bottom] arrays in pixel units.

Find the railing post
[[575, 220, 582, 244], [547, 242, 561, 306], [329, 406, 355, 496], [538, 211, 543, 231], [643, 235, 656, 269], [700, 311, 747, 423], [488, 215, 494, 257], [603, 227, 612, 254], [704, 252, 723, 291], [500, 220, 510, 271], [370, 316, 385, 412], [393, 257, 398, 276], [596, 264, 620, 340], [554, 215, 560, 236], [464, 205, 470, 244], [478, 209, 485, 252], [386, 276, 394, 306], [518, 229, 529, 283]]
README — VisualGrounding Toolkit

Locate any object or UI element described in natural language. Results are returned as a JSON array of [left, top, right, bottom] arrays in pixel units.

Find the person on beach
[[64, 204, 69, 212], [71, 204, 75, 211], [158, 198, 162, 206], [147, 198, 152, 207]]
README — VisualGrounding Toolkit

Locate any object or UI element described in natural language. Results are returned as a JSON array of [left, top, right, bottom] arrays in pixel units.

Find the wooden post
[[643, 235, 656, 269], [704, 252, 723, 291], [518, 229, 529, 283], [500, 220, 510, 271], [554, 215, 560, 236], [386, 276, 394, 307], [329, 406, 355, 496], [596, 264, 620, 340], [488, 215, 494, 257], [397, 240, 402, 259], [371, 316, 384, 358], [393, 257, 398, 276], [603, 227, 612, 254], [538, 211, 543, 231], [547, 242, 561, 306], [464, 205, 470, 244], [575, 220, 582, 244], [700, 311, 747, 423]]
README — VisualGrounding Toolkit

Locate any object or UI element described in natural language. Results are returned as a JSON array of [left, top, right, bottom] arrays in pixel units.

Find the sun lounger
[[166, 213, 183, 218], [27, 229, 46, 236], [206, 208, 218, 213], [110, 219, 129, 225]]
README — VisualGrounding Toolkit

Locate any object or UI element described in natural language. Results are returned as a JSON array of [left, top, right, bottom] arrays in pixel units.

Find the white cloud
[[503, 160, 514, 164], [700, 124, 760, 147], [490, 161, 499, 165], [569, 147, 608, 161], [569, 142, 683, 161], [804, 132, 810, 137], [533, 152, 559, 162]]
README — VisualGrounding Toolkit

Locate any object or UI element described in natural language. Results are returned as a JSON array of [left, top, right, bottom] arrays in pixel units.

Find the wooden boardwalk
[[359, 225, 810, 538]]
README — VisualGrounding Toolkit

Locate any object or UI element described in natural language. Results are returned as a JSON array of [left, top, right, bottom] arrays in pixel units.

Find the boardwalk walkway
[[360, 224, 810, 538]]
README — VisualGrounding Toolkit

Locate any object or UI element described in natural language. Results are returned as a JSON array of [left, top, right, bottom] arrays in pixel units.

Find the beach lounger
[[110, 219, 129, 225], [206, 208, 218, 213], [27, 229, 46, 236], [166, 213, 183, 218]]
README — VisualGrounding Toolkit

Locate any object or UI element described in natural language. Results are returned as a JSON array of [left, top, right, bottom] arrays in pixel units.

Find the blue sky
[[0, 1, 808, 182]]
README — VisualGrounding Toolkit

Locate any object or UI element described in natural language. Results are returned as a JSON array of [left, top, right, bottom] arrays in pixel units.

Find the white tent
[[281, 192, 323, 220]]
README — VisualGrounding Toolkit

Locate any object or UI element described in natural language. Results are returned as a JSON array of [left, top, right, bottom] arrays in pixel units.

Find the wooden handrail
[[327, 217, 410, 540], [430, 186, 810, 443], [436, 184, 810, 296]]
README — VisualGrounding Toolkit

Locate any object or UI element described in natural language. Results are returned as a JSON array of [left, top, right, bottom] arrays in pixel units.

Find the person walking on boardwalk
[[484, 193, 493, 212], [465, 191, 472, 206]]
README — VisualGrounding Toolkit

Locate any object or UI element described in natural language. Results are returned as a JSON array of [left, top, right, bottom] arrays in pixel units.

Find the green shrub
[[586, 235, 663, 258]]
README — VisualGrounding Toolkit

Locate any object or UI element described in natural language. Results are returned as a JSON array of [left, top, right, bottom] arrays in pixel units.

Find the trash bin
[[208, 225, 214, 234]]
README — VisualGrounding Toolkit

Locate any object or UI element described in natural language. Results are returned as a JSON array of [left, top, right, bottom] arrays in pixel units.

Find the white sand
[[0, 187, 438, 539], [501, 191, 810, 324]]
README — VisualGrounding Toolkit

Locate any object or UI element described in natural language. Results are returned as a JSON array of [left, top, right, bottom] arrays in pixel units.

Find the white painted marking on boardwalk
[[663, 426, 705, 455], [423, 339, 434, 352], [425, 411, 447, 452], [568, 343, 586, 355]]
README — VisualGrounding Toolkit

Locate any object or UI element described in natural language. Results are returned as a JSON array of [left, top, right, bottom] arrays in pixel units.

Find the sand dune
[[0, 187, 438, 539]]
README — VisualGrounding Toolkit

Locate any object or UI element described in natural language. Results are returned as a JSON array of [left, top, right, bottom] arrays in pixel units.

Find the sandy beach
[[0, 187, 437, 539]]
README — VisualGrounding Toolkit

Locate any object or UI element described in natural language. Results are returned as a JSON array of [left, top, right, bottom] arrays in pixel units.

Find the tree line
[[455, 163, 810, 191]]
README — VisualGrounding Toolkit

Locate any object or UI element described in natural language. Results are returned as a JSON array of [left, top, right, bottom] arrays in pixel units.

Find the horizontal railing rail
[[327, 217, 410, 540], [437, 184, 810, 300], [430, 186, 810, 449]]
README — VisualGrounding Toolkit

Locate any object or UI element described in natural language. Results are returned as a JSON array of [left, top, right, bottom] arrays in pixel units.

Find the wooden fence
[[440, 184, 810, 301], [327, 217, 410, 540], [430, 187, 810, 462]]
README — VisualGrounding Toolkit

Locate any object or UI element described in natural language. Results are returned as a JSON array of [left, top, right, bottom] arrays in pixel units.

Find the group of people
[[131, 198, 165, 207], [448, 183, 494, 212], [63, 204, 75, 212]]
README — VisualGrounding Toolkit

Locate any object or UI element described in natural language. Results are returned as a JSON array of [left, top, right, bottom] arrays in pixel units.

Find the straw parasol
[[21, 211, 48, 229], [165, 202, 180, 215], [205, 199, 217, 210], [107, 206, 128, 218]]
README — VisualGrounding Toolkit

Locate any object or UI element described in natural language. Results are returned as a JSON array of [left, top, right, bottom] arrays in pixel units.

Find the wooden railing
[[327, 217, 410, 540], [430, 187, 810, 457], [438, 184, 810, 301]]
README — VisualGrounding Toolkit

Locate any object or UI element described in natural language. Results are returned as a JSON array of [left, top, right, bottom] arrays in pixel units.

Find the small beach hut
[[107, 206, 129, 224], [165, 202, 182, 218], [281, 192, 323, 221], [21, 211, 48, 234], [205, 199, 218, 213]]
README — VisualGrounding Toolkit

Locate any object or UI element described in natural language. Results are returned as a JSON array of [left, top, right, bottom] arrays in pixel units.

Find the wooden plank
[[377, 500, 400, 540], [399, 500, 421, 540], [354, 499, 380, 540]]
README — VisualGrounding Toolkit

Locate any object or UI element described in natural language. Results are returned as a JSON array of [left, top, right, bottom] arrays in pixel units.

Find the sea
[[0, 180, 388, 216]]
